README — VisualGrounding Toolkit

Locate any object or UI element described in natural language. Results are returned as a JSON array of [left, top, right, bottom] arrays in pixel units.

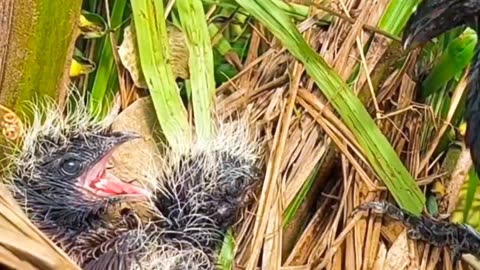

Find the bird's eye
[[61, 159, 82, 176]]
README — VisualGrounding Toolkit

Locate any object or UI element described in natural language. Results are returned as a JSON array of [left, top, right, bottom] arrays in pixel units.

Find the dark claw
[[452, 247, 462, 268], [354, 201, 389, 214], [358, 201, 480, 264], [402, 0, 480, 50], [407, 228, 422, 240], [352, 201, 407, 222]]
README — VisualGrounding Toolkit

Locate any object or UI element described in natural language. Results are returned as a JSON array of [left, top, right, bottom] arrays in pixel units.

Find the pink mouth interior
[[79, 150, 151, 198]]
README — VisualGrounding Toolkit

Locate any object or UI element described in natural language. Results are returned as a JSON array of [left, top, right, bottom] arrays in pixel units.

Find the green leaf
[[218, 229, 235, 270], [378, 0, 421, 36], [234, 0, 425, 215], [0, 0, 83, 120], [177, 0, 216, 141], [208, 24, 233, 56], [426, 194, 439, 216], [271, 0, 309, 19], [463, 168, 480, 223], [88, 0, 128, 118], [215, 63, 238, 85], [130, 0, 191, 153], [422, 28, 477, 97], [283, 163, 319, 226]]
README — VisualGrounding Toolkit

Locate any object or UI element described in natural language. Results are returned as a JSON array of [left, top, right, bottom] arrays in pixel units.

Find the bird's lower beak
[[402, 0, 480, 50], [109, 131, 142, 146], [79, 131, 152, 199]]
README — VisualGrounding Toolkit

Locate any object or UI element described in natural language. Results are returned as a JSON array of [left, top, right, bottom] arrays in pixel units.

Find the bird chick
[[2, 96, 263, 270], [2, 97, 152, 268], [136, 119, 263, 270]]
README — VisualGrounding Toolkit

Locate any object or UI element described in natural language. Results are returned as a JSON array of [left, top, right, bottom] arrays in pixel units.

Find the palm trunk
[[0, 0, 82, 119], [0, 3, 82, 267]]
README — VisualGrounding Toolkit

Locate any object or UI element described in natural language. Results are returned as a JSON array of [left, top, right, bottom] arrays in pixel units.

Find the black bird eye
[[61, 159, 82, 176]]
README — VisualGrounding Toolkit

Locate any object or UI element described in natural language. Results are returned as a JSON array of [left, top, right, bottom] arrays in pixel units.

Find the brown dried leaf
[[373, 242, 387, 270], [109, 96, 164, 184], [384, 230, 411, 270], [118, 23, 189, 89]]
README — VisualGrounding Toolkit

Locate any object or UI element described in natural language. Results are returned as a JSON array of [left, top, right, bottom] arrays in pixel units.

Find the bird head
[[5, 98, 152, 239], [402, 0, 480, 50], [28, 130, 147, 198]]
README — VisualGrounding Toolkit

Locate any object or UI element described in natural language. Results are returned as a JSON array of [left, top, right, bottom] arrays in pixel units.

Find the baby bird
[[3, 96, 263, 270]]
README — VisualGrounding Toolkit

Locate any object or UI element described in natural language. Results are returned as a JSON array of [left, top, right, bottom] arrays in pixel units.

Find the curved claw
[[402, 0, 480, 50], [352, 201, 408, 221]]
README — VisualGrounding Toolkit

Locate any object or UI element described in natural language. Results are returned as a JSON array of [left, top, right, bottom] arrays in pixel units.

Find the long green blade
[[378, 0, 421, 36], [176, 0, 216, 141], [89, 0, 128, 117], [234, 0, 425, 214], [130, 0, 191, 153], [422, 28, 477, 97]]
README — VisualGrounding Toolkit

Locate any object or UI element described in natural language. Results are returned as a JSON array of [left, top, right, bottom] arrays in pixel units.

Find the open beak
[[108, 131, 142, 146], [79, 131, 152, 199], [402, 0, 480, 50]]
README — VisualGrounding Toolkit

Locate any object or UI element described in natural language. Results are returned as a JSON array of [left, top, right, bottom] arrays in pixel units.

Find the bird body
[[2, 96, 263, 269], [402, 0, 480, 50]]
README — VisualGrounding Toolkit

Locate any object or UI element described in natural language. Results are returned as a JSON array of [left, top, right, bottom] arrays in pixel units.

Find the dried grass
[[209, 1, 472, 269], [0, 0, 474, 269]]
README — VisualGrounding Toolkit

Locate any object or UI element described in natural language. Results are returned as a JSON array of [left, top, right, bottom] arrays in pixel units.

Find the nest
[[2, 0, 480, 269]]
